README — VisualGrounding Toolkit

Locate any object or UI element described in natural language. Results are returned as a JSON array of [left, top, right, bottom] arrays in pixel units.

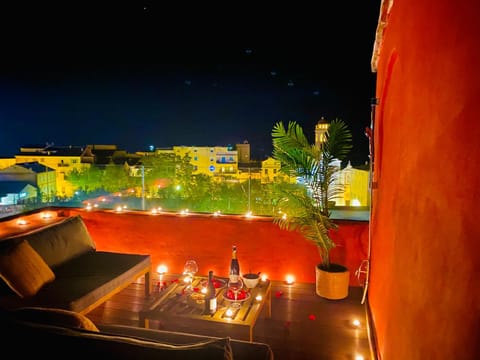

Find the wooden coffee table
[[139, 274, 272, 342]]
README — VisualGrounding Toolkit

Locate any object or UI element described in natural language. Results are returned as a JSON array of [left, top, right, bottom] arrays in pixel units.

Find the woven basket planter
[[315, 263, 350, 300]]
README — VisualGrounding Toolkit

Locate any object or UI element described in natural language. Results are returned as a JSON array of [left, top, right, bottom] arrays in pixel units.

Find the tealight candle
[[285, 275, 295, 285]]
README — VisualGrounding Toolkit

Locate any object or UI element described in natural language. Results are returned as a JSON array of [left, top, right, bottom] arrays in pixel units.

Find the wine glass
[[182, 259, 198, 295], [227, 278, 244, 309]]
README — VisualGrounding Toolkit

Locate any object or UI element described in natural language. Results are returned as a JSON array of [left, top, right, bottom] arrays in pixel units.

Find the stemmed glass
[[227, 278, 244, 309], [182, 259, 198, 296]]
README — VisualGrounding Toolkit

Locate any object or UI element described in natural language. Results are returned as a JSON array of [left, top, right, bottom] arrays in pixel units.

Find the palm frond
[[322, 119, 353, 161]]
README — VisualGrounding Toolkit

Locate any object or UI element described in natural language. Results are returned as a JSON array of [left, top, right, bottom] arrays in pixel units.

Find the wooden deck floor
[[87, 275, 373, 360]]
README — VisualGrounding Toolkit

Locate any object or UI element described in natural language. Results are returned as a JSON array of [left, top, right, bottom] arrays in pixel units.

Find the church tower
[[315, 117, 329, 148]]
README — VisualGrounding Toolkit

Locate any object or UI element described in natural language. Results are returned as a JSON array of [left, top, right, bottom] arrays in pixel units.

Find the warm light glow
[[183, 276, 192, 284], [351, 199, 361, 206], [17, 219, 28, 225], [225, 308, 233, 317], [115, 206, 123, 212], [201, 287, 207, 294], [85, 203, 93, 211], [213, 210, 221, 216], [282, 213, 287, 220], [352, 319, 361, 328], [255, 294, 262, 301], [354, 355, 364, 360], [180, 209, 189, 215], [156, 265, 168, 274], [285, 274, 295, 284], [150, 208, 158, 215], [245, 211, 253, 218], [40, 212, 53, 219], [261, 274, 268, 282]]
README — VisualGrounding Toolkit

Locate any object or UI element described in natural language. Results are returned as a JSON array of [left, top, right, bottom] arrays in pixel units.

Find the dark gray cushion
[[4, 316, 233, 360], [98, 324, 274, 360], [23, 215, 96, 268]]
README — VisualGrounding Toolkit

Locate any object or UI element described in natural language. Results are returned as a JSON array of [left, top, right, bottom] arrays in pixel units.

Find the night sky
[[0, 2, 381, 165]]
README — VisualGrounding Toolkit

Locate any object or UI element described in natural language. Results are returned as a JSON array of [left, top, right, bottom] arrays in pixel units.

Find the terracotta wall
[[69, 209, 369, 285], [369, 1, 479, 359]]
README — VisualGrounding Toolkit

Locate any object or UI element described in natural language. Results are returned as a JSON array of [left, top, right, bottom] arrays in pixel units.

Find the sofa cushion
[[12, 306, 99, 332], [99, 324, 275, 360], [23, 215, 96, 268], [5, 318, 234, 360], [0, 240, 55, 298]]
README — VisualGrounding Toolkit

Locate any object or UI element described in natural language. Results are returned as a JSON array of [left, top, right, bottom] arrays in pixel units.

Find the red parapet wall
[[70, 209, 369, 285]]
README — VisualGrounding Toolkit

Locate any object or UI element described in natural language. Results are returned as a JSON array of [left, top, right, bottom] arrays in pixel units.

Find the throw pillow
[[0, 240, 55, 298], [12, 307, 99, 332]]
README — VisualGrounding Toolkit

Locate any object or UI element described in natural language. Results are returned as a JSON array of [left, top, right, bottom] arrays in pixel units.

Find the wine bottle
[[204, 270, 217, 315], [229, 245, 240, 282]]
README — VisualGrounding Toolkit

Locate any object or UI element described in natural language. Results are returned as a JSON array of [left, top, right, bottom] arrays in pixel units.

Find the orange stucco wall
[[69, 209, 368, 285], [369, 1, 479, 359]]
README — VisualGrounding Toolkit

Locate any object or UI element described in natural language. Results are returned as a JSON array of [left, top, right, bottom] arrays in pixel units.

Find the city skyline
[[0, 2, 381, 165]]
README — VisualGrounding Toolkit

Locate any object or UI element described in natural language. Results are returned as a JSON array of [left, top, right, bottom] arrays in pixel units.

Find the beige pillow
[[0, 240, 55, 298], [13, 307, 99, 332]]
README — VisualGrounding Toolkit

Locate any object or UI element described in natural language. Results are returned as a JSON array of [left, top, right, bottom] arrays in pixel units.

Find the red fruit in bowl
[[226, 289, 247, 300], [213, 279, 224, 288]]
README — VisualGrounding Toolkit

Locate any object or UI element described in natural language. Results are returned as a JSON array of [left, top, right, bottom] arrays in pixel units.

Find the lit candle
[[156, 265, 168, 275], [41, 212, 52, 219], [156, 265, 168, 290]]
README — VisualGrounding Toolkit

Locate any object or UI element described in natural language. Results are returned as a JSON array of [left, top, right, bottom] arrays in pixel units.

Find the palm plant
[[271, 118, 352, 270]]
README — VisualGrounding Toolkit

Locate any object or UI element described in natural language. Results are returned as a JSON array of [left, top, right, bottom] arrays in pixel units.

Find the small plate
[[223, 289, 251, 302]]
